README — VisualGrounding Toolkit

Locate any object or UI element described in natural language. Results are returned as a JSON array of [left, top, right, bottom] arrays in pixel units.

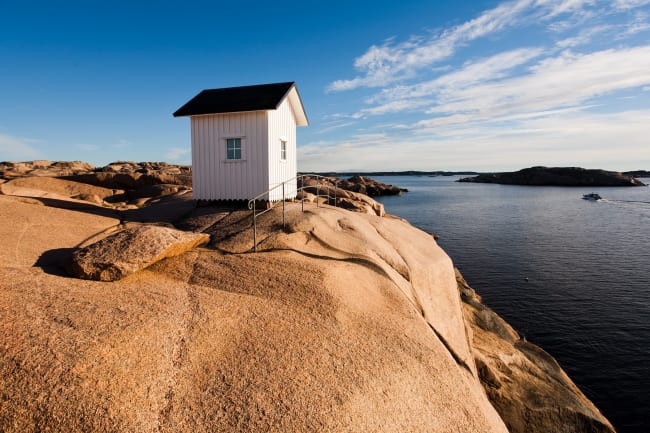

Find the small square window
[[280, 140, 287, 160], [226, 138, 241, 160]]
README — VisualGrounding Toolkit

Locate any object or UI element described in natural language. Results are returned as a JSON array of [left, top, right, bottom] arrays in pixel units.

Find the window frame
[[225, 137, 242, 161], [280, 139, 287, 161]]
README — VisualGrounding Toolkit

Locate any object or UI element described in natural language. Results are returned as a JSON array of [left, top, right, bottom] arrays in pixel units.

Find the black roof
[[173, 82, 296, 117]]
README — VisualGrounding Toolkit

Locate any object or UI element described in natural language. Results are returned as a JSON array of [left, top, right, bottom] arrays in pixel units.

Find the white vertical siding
[[191, 112, 268, 200], [267, 97, 298, 201]]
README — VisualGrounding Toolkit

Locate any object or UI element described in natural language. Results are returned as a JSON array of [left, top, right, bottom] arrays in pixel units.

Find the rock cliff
[[0, 162, 615, 432]]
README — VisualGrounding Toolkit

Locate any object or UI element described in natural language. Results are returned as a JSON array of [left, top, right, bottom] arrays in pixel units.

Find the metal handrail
[[247, 174, 339, 252]]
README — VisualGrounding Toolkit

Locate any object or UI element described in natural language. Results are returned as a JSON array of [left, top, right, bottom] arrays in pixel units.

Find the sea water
[[374, 175, 650, 433]]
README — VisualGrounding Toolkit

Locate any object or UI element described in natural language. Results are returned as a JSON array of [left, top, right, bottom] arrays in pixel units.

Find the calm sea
[[374, 175, 650, 433]]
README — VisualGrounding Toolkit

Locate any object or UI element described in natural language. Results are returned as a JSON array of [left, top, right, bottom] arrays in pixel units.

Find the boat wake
[[606, 199, 650, 205]]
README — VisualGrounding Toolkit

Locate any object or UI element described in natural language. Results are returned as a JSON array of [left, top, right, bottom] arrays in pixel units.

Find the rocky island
[[0, 161, 614, 432], [623, 169, 650, 178], [459, 166, 646, 186]]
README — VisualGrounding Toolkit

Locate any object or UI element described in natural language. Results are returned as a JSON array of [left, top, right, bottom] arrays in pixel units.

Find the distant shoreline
[[304, 170, 479, 177], [457, 166, 647, 187]]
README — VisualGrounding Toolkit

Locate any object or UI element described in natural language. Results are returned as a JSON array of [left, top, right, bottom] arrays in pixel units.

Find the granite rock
[[67, 225, 209, 281]]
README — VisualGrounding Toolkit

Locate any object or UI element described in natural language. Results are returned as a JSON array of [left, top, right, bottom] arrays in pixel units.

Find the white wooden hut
[[173, 82, 308, 202]]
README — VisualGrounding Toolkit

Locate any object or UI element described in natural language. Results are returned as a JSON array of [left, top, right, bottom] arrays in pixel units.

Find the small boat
[[582, 193, 602, 201]]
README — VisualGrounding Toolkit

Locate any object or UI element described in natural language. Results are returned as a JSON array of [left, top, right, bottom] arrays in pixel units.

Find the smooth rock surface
[[1, 194, 509, 433], [67, 225, 209, 281], [0, 168, 615, 433], [0, 195, 119, 269], [0, 176, 119, 201]]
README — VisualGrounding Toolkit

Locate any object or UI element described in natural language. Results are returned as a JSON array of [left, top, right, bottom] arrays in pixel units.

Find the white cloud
[[328, 0, 605, 92], [112, 139, 131, 149], [415, 45, 650, 128], [298, 110, 650, 172], [77, 143, 99, 152], [319, 0, 650, 172], [614, 0, 650, 10], [315, 121, 358, 134], [165, 147, 190, 162], [329, 0, 540, 91], [0, 133, 43, 161], [352, 98, 433, 118], [555, 25, 609, 47], [537, 0, 597, 18], [620, 11, 650, 36], [360, 47, 544, 116]]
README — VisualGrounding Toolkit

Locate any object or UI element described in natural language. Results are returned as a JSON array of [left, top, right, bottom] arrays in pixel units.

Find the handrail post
[[282, 181, 286, 228], [253, 199, 258, 252]]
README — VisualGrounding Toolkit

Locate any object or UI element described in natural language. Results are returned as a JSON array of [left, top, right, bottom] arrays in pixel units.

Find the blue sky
[[1, 0, 649, 172]]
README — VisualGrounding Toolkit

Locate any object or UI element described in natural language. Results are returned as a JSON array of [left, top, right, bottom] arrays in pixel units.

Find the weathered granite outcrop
[[0, 160, 192, 209], [199, 202, 614, 432], [67, 225, 209, 281], [459, 166, 646, 186], [0, 166, 615, 433], [1, 191, 509, 433], [299, 174, 409, 216], [456, 270, 614, 433], [63, 161, 191, 190], [342, 175, 406, 196], [297, 187, 386, 216], [0, 176, 120, 201], [0, 160, 95, 179], [301, 174, 406, 198]]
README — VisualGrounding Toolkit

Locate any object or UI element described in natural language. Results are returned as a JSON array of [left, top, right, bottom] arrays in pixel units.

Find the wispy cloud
[[112, 139, 131, 149], [298, 110, 650, 172], [555, 25, 610, 47], [614, 0, 650, 10], [76, 143, 99, 152], [416, 45, 650, 129], [327, 0, 607, 92], [316, 120, 358, 134], [328, 1, 650, 126], [165, 147, 190, 162], [329, 0, 650, 92], [620, 10, 650, 36], [0, 133, 43, 161], [353, 47, 545, 118], [316, 0, 650, 171]]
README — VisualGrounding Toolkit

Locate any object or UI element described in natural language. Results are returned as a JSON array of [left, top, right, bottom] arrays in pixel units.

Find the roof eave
[[173, 108, 271, 118], [284, 84, 309, 126]]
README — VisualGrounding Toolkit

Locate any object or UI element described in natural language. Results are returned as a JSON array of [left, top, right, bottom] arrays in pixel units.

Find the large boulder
[[67, 225, 209, 281]]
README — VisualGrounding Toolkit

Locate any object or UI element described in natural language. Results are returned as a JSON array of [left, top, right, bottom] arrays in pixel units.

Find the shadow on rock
[[34, 248, 76, 277]]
